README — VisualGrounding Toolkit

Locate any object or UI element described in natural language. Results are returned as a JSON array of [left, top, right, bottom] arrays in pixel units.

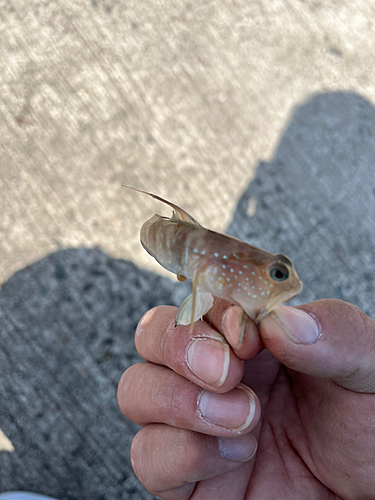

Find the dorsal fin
[[123, 185, 202, 227]]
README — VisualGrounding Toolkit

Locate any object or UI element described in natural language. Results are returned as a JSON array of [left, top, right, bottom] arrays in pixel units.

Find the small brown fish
[[125, 186, 302, 332]]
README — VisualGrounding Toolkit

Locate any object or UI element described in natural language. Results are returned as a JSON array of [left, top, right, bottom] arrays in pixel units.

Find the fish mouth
[[255, 280, 303, 324]]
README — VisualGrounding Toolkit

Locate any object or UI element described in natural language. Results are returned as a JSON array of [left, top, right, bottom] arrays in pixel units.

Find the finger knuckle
[[117, 363, 143, 416], [130, 429, 163, 494], [134, 307, 160, 348]]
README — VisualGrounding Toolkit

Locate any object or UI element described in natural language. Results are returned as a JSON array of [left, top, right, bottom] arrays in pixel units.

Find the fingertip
[[263, 305, 321, 345], [259, 300, 375, 392], [185, 333, 244, 392], [186, 338, 231, 388], [206, 301, 263, 359], [258, 305, 324, 372], [134, 304, 244, 393], [218, 433, 257, 462], [197, 384, 261, 432]]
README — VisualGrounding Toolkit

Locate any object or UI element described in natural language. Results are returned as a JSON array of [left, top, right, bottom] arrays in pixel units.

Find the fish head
[[251, 253, 303, 323], [200, 248, 302, 324], [222, 252, 302, 324]]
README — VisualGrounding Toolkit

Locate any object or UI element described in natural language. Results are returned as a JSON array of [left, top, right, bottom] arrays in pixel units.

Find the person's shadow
[[228, 91, 375, 317], [1, 92, 374, 500]]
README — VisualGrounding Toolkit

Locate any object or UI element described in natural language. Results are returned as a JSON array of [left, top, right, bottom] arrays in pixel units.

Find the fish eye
[[269, 264, 289, 282]]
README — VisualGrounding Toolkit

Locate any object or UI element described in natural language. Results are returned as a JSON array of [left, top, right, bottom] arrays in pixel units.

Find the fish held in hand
[[125, 186, 303, 332]]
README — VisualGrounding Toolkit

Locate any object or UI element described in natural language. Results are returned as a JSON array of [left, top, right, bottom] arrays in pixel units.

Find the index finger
[[135, 306, 244, 393]]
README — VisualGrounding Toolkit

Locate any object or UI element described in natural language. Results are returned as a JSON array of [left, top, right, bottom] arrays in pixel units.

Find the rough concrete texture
[[1, 1, 375, 499]]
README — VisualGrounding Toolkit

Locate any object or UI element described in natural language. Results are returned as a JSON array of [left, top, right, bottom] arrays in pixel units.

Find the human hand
[[117, 299, 375, 499]]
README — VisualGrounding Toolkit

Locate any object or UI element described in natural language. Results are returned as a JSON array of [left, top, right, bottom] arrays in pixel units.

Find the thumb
[[260, 299, 375, 393]]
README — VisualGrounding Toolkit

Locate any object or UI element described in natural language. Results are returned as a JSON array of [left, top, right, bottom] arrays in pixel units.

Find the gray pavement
[[1, 1, 375, 499]]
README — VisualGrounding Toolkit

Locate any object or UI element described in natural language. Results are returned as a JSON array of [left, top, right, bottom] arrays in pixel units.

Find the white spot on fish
[[251, 272, 255, 275], [253, 295, 257, 298], [261, 292, 265, 296], [223, 255, 228, 259], [230, 269, 234, 273], [243, 265, 248, 269], [214, 252, 219, 257], [201, 250, 206, 255], [226, 278, 230, 282], [222, 264, 226, 269], [238, 271, 243, 275], [267, 291, 270, 294], [213, 267, 218, 274], [193, 248, 198, 253], [252, 286, 255, 289]]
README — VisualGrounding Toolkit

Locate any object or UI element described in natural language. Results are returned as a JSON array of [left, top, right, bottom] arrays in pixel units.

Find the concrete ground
[[1, 1, 375, 499]]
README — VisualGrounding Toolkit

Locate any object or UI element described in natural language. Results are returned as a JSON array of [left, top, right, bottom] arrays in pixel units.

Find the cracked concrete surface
[[1, 1, 375, 499]]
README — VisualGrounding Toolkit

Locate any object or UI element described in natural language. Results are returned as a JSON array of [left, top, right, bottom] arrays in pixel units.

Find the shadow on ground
[[228, 91, 375, 317], [0, 248, 189, 500], [1, 91, 375, 499]]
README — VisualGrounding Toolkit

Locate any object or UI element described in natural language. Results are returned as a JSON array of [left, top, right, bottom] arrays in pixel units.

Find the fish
[[124, 186, 303, 332]]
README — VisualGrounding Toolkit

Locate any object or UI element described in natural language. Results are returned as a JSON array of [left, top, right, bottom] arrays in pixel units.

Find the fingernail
[[187, 339, 230, 387], [198, 386, 256, 431], [218, 434, 257, 462], [268, 306, 321, 344], [221, 306, 245, 350]]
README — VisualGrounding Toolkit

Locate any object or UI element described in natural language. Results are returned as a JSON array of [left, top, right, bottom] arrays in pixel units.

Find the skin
[[117, 298, 375, 500]]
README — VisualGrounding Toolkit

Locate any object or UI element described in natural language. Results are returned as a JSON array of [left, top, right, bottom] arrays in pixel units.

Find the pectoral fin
[[174, 289, 214, 331]]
